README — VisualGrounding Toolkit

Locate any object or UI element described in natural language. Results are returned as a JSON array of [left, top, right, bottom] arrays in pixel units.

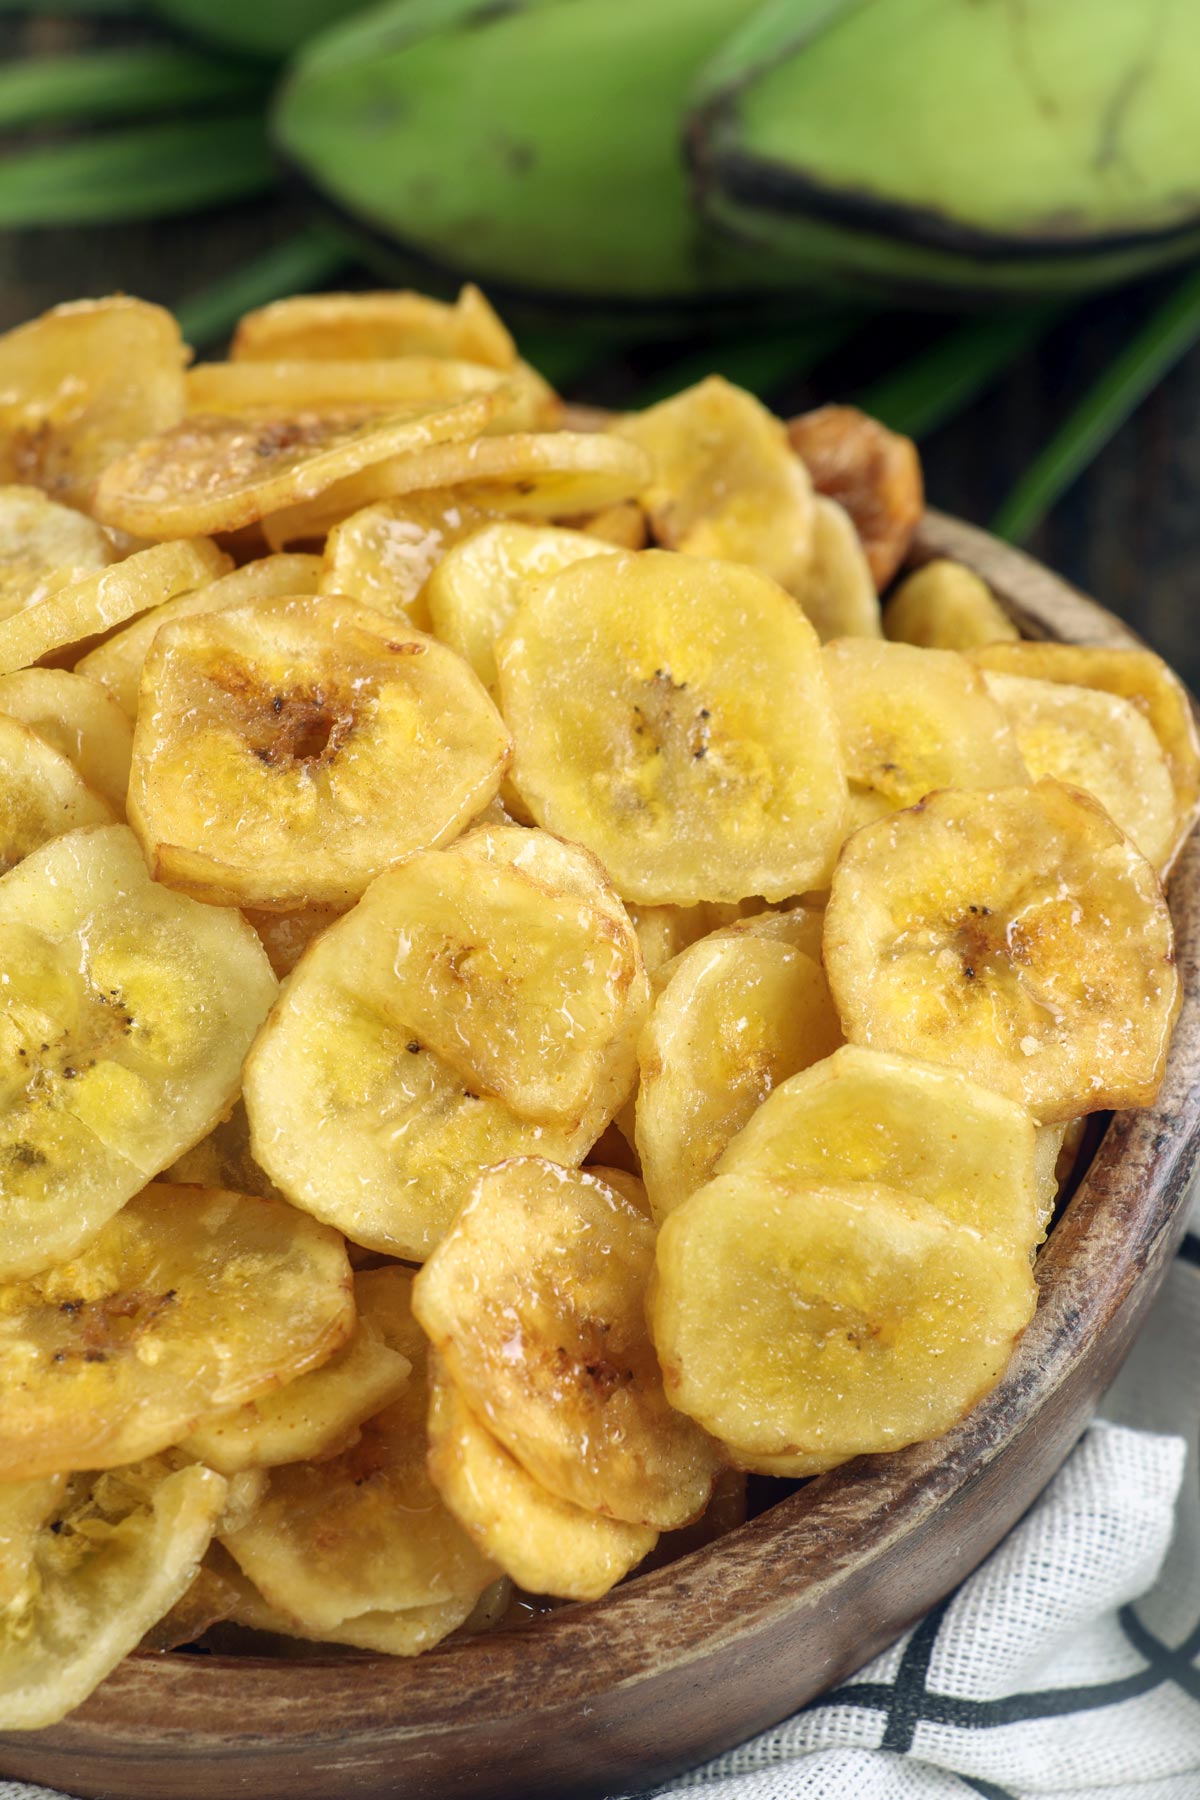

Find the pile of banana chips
[[0, 286, 1191, 1729]]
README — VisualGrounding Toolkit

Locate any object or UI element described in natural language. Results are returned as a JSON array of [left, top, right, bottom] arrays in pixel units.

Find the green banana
[[151, 0, 377, 60], [691, 0, 1200, 300]]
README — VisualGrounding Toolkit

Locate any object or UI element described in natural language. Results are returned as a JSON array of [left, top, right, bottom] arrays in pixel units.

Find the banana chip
[[166, 1098, 282, 1200], [823, 638, 1027, 814], [319, 495, 490, 631], [636, 910, 843, 1222], [187, 356, 510, 416], [222, 1267, 498, 1631], [716, 1044, 1047, 1253], [0, 669, 132, 813], [971, 641, 1200, 867], [0, 1458, 226, 1730], [139, 1557, 243, 1653], [787, 404, 922, 591], [77, 552, 322, 722], [426, 520, 618, 693], [0, 487, 113, 624], [791, 495, 881, 641], [614, 377, 815, 592], [413, 1159, 722, 1529], [0, 297, 187, 511], [244, 825, 648, 1259], [0, 823, 278, 1279], [575, 499, 648, 549], [0, 1183, 353, 1479], [652, 1176, 1036, 1462], [885, 559, 1018, 650], [982, 670, 1177, 871], [0, 711, 113, 871], [129, 596, 510, 910], [498, 550, 847, 905], [627, 903, 712, 977], [232, 284, 517, 369], [93, 392, 503, 540], [0, 536, 229, 678], [427, 1353, 657, 1601], [824, 781, 1180, 1120]]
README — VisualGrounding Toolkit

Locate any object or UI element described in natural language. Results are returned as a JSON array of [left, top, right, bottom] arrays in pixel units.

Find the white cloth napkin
[[6, 1203, 1200, 1800]]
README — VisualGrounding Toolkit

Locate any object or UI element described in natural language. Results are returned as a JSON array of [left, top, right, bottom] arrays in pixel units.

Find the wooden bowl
[[4, 511, 1199, 1800]]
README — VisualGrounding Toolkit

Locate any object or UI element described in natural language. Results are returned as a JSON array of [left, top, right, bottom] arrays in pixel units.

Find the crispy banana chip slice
[[232, 284, 517, 369], [139, 1557, 243, 1653], [787, 405, 923, 591], [0, 536, 229, 678], [426, 520, 618, 693], [791, 495, 881, 642], [244, 826, 648, 1258], [319, 495, 490, 631], [824, 638, 1027, 814], [0, 824, 277, 1279], [187, 356, 511, 416], [614, 377, 815, 592], [498, 550, 847, 905], [652, 1176, 1036, 1461], [129, 596, 510, 910], [0, 711, 113, 870], [0, 486, 113, 623], [575, 500, 648, 549], [971, 641, 1200, 867], [76, 552, 322, 722], [982, 670, 1177, 871], [636, 911, 843, 1222], [262, 430, 651, 549], [0, 1184, 353, 1479], [166, 1098, 282, 1200], [0, 669, 132, 813], [885, 559, 1018, 650], [0, 1458, 226, 1730], [716, 1044, 1046, 1253], [216, 1544, 482, 1656], [222, 1267, 498, 1630], [0, 297, 187, 511], [93, 391, 501, 539], [824, 781, 1180, 1120], [413, 1159, 722, 1528], [427, 1353, 657, 1601]]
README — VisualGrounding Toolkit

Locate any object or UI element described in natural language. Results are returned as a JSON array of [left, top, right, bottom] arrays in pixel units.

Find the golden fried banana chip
[[319, 495, 490, 631], [0, 1182, 353, 1479], [0, 298, 187, 511], [217, 1545, 482, 1656], [0, 711, 113, 870], [232, 284, 517, 369], [824, 638, 1027, 814], [244, 825, 648, 1258], [262, 430, 651, 549], [166, 1098, 282, 1200], [791, 495, 881, 642], [787, 404, 923, 591], [0, 669, 132, 813], [129, 596, 510, 910], [427, 1353, 657, 1600], [824, 781, 1180, 1120], [970, 641, 1200, 867], [652, 1176, 1036, 1461], [885, 559, 1018, 650], [138, 1556, 243, 1652], [76, 552, 322, 722], [728, 1448, 847, 1479], [413, 1159, 721, 1528], [498, 550, 847, 905], [187, 356, 510, 416], [0, 487, 113, 624], [0, 824, 277, 1279], [93, 392, 501, 540], [427, 520, 618, 693], [222, 1267, 498, 1630], [717, 1044, 1046, 1253], [636, 911, 843, 1221], [0, 536, 229, 678], [0, 1458, 226, 1730], [575, 499, 648, 549], [614, 377, 815, 592], [243, 903, 343, 978], [982, 670, 1177, 871]]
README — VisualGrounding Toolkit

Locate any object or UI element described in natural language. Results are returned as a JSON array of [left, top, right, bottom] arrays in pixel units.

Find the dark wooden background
[[2, 14, 1196, 691]]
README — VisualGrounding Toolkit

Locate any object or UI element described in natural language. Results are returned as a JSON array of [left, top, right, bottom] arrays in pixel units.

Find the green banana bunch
[[274, 0, 1200, 309]]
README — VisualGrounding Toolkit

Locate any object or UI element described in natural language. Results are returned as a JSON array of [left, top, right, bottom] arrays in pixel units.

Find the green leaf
[[637, 312, 864, 405], [0, 48, 267, 130], [0, 113, 276, 229], [858, 306, 1061, 440], [176, 224, 354, 348], [0, 0, 148, 12], [992, 265, 1200, 543]]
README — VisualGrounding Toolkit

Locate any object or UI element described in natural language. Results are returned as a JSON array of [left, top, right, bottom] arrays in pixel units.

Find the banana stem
[[0, 48, 267, 129], [857, 306, 1062, 442], [0, 113, 276, 228], [992, 265, 1200, 543], [176, 224, 354, 348]]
